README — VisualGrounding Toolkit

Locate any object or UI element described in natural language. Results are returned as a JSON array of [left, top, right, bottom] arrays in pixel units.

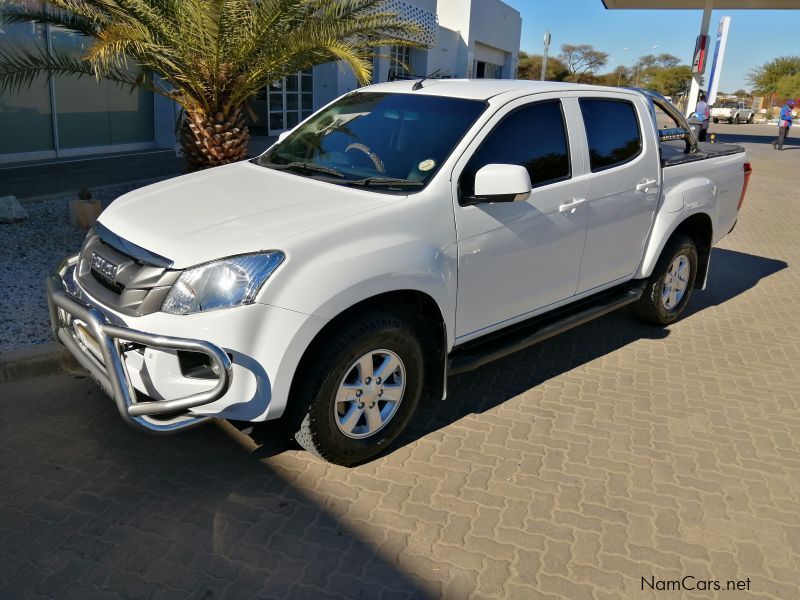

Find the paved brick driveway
[[1, 124, 799, 599]]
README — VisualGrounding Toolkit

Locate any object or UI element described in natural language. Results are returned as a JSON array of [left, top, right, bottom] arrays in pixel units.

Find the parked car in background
[[47, 82, 751, 466], [711, 101, 755, 124]]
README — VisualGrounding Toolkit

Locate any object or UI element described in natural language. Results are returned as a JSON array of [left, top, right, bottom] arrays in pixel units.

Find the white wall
[[311, 0, 524, 112], [437, 0, 521, 79], [426, 26, 462, 79], [436, 0, 472, 77]]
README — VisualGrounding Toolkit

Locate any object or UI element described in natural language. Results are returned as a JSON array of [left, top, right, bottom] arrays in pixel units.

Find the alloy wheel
[[662, 254, 690, 310], [334, 349, 406, 439]]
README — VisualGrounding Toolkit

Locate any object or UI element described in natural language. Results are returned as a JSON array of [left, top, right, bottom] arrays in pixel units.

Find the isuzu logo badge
[[91, 252, 119, 282]]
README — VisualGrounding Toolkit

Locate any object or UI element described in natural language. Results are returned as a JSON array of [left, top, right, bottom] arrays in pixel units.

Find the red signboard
[[691, 34, 708, 74]]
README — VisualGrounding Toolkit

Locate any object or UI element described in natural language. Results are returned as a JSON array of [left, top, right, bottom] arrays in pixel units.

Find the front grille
[[75, 227, 182, 317], [90, 268, 125, 294]]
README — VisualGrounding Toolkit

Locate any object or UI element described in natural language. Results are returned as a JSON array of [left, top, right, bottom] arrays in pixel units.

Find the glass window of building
[[390, 45, 412, 78], [1, 1, 156, 161], [0, 0, 53, 155]]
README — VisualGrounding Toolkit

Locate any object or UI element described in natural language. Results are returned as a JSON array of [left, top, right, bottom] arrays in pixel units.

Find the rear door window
[[579, 98, 642, 172]]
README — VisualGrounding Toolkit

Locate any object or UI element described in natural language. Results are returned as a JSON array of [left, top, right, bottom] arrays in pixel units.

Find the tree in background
[[596, 65, 632, 87], [733, 89, 750, 98], [748, 56, 800, 98], [517, 50, 569, 81], [559, 44, 608, 83], [634, 53, 682, 88], [0, 0, 422, 172], [775, 73, 800, 101], [640, 65, 692, 97], [654, 53, 680, 68]]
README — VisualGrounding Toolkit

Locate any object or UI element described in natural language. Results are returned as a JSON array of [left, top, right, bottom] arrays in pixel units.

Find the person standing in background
[[772, 99, 795, 150], [695, 92, 711, 142]]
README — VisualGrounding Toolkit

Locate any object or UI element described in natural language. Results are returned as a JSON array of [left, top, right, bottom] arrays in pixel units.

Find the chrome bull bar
[[46, 256, 233, 434]]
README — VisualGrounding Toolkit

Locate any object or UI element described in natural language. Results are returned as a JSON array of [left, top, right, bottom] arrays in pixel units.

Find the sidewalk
[[1, 135, 277, 200]]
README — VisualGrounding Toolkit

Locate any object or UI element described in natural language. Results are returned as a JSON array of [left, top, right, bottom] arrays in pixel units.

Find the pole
[[540, 30, 551, 81], [687, 0, 713, 117], [706, 16, 730, 106]]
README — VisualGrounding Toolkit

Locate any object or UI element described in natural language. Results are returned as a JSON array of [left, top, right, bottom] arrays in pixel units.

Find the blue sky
[[504, 0, 800, 92]]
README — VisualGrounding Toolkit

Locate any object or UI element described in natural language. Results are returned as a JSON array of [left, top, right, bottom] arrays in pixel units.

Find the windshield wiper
[[265, 161, 346, 178], [345, 177, 424, 188]]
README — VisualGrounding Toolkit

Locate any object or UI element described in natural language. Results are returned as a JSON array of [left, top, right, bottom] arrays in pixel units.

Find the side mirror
[[471, 164, 532, 204], [277, 131, 291, 143]]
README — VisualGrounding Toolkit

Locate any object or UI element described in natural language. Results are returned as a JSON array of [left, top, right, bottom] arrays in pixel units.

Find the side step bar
[[448, 280, 647, 376]]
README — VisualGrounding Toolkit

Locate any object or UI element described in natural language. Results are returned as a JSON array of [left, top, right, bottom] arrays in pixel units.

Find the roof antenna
[[412, 69, 441, 91]]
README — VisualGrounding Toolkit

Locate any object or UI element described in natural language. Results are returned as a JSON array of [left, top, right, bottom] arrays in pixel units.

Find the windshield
[[719, 102, 738, 108], [256, 92, 487, 192]]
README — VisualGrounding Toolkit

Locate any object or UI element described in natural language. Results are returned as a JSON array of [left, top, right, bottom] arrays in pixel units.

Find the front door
[[574, 96, 660, 293], [452, 95, 590, 341]]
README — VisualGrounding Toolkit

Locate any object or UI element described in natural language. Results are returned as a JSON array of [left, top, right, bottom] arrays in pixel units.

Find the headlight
[[161, 252, 284, 315]]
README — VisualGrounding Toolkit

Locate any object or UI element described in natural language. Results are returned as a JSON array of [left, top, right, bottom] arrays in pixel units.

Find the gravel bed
[[0, 179, 166, 354]]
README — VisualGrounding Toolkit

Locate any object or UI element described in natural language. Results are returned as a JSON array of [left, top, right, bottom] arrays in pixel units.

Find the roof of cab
[[361, 79, 640, 101]]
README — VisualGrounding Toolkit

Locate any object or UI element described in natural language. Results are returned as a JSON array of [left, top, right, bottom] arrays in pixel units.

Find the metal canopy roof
[[603, 0, 800, 8]]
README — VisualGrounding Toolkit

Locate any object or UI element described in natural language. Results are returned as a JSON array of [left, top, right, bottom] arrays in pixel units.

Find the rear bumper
[[46, 255, 233, 433]]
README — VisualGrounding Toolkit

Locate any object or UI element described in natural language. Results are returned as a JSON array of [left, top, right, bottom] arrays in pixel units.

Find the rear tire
[[734, 114, 740, 124], [633, 235, 698, 326], [288, 311, 424, 466], [713, 118, 719, 123]]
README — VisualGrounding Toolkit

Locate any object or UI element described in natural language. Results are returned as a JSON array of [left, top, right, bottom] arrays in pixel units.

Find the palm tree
[[0, 0, 421, 171]]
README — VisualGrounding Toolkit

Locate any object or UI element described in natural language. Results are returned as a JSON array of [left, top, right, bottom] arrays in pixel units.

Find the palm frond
[[0, 44, 142, 95], [0, 6, 101, 36], [1, 0, 427, 124]]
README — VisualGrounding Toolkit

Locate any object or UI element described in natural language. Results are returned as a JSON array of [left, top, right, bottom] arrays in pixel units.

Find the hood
[[97, 161, 398, 268]]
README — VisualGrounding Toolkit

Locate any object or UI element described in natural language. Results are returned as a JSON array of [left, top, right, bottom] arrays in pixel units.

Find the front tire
[[289, 311, 424, 466], [747, 114, 754, 124], [633, 235, 698, 326], [713, 117, 719, 123]]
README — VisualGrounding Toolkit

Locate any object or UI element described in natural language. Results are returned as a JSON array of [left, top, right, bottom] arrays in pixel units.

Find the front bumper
[[46, 256, 233, 433]]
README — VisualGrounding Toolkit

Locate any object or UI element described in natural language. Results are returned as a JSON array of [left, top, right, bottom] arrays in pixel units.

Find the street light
[[624, 44, 659, 87]]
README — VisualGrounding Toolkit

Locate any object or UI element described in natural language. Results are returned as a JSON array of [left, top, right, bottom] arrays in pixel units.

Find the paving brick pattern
[[1, 124, 799, 598]]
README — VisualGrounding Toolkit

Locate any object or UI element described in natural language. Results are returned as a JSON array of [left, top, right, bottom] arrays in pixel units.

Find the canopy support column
[[686, 0, 714, 116]]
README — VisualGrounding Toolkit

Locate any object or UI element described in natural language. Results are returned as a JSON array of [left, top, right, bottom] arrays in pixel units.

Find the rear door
[[575, 94, 660, 293]]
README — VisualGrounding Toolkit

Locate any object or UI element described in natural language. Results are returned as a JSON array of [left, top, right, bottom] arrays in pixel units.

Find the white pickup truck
[[48, 81, 752, 465], [711, 101, 755, 124]]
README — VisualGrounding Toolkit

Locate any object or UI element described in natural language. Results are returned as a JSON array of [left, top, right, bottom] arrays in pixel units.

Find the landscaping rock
[[0, 195, 28, 223]]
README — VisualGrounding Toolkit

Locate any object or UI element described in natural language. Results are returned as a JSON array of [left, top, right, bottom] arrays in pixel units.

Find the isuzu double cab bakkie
[[48, 80, 752, 465]]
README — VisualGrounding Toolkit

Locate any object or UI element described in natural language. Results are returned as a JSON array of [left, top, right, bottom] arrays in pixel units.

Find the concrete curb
[[0, 343, 79, 385]]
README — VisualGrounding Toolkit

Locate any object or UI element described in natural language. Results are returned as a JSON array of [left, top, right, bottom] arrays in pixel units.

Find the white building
[[252, 0, 522, 136], [0, 0, 521, 162]]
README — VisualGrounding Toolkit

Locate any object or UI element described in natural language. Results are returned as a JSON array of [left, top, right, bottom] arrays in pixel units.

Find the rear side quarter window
[[579, 98, 642, 172]]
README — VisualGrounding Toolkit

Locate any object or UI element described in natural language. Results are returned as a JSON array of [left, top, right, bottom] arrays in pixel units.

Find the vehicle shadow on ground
[[0, 379, 433, 598], [397, 247, 787, 449], [248, 249, 787, 460]]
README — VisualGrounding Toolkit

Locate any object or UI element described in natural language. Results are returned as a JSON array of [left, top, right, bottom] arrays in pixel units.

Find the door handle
[[635, 179, 658, 193], [558, 197, 587, 214]]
